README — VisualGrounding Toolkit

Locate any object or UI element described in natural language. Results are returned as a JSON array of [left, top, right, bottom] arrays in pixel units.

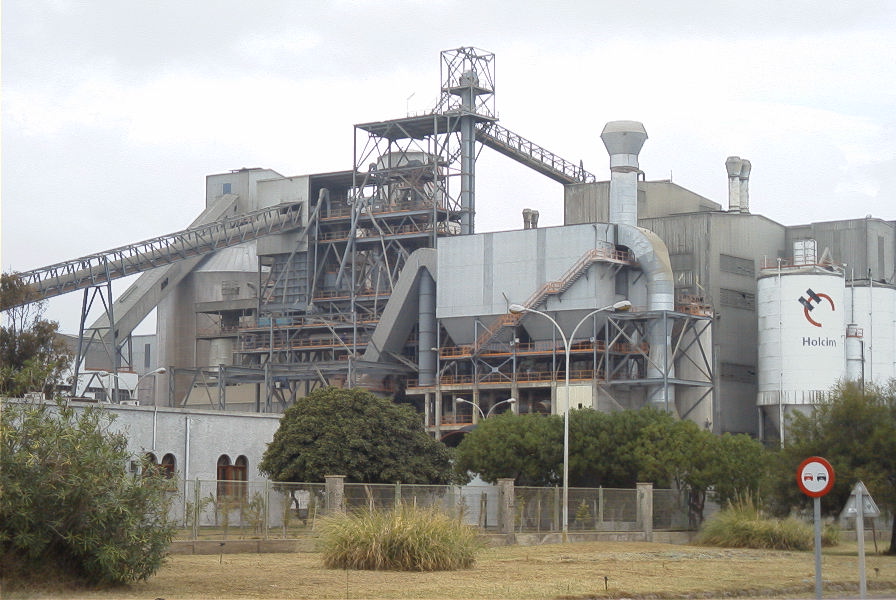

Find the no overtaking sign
[[796, 456, 835, 497]]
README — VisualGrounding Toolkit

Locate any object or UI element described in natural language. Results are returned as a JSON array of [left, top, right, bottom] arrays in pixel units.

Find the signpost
[[842, 481, 880, 600], [796, 456, 835, 600]]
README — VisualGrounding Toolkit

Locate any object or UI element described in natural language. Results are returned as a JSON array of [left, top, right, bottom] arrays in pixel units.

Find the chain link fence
[[170, 479, 690, 540]]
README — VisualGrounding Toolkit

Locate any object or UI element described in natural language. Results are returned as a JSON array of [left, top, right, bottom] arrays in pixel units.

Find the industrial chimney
[[601, 121, 647, 227], [725, 156, 742, 212]]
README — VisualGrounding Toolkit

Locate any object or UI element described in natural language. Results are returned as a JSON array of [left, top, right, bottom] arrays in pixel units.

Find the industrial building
[[15, 47, 895, 445]]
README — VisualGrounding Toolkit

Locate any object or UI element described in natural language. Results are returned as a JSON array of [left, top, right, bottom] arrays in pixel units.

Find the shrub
[[0, 399, 176, 586], [318, 504, 482, 571], [697, 497, 838, 550]]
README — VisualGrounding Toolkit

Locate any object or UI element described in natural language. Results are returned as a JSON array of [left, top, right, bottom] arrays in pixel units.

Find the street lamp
[[508, 299, 631, 541], [97, 367, 167, 404], [455, 397, 517, 421]]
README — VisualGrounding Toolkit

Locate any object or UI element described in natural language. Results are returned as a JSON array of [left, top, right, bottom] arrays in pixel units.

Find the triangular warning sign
[[841, 481, 881, 518]]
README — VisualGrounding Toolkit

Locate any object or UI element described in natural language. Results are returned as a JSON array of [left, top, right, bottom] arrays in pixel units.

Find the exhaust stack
[[725, 156, 742, 212], [601, 121, 647, 227], [726, 156, 751, 213]]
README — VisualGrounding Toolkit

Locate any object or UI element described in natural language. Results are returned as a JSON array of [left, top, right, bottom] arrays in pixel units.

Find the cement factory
[[14, 47, 895, 451]]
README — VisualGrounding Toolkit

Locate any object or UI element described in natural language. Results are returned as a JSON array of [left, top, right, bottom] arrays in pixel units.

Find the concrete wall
[[70, 400, 281, 482]]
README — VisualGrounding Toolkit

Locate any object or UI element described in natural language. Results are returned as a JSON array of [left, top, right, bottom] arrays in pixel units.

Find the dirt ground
[[3, 541, 895, 600]]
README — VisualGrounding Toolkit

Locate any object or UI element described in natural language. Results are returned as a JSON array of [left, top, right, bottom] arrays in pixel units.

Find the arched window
[[217, 455, 232, 498], [217, 455, 248, 498], [234, 455, 248, 482], [161, 453, 176, 479], [142, 452, 159, 477]]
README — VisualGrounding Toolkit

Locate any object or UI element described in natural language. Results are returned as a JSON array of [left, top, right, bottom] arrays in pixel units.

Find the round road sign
[[796, 456, 835, 497]]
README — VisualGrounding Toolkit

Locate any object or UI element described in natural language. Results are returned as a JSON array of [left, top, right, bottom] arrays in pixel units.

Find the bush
[[697, 497, 838, 551], [0, 399, 176, 586], [318, 504, 482, 571]]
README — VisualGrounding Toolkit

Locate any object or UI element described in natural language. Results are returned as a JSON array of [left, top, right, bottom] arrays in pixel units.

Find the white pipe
[[184, 416, 191, 483], [738, 159, 751, 214]]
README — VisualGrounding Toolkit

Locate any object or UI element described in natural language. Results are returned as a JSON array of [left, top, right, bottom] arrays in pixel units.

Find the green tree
[[1, 272, 73, 397], [637, 420, 766, 526], [570, 407, 677, 488], [765, 380, 896, 554], [259, 387, 453, 484], [453, 412, 561, 485], [0, 399, 176, 585]]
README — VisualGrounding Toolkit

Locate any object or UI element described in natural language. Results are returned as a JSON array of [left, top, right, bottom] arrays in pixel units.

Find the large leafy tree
[[259, 387, 454, 484], [765, 381, 896, 554], [453, 412, 562, 486], [569, 407, 678, 488], [1, 399, 176, 585], [1, 273, 73, 397]]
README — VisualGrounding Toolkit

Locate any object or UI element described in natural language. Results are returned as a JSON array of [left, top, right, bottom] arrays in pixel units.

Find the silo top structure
[[601, 120, 647, 228]]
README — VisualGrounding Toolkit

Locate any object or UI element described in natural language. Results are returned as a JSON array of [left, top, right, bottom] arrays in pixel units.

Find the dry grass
[[3, 541, 894, 599]]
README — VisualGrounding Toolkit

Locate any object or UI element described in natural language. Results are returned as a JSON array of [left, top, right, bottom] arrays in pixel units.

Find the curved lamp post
[[97, 367, 167, 403], [455, 397, 517, 421], [508, 300, 631, 541]]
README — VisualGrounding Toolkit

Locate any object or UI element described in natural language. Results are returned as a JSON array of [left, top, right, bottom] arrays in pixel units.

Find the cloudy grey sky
[[3, 0, 895, 334]]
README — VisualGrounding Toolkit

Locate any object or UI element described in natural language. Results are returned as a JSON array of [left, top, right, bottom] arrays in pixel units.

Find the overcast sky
[[3, 0, 895, 335]]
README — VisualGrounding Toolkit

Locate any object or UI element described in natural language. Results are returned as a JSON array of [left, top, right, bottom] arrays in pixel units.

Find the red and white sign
[[796, 456, 835, 497]]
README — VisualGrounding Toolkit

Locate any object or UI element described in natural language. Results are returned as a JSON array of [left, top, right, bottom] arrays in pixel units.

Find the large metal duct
[[600, 121, 647, 228], [601, 120, 674, 412], [417, 270, 437, 386], [617, 225, 676, 411], [458, 70, 478, 234]]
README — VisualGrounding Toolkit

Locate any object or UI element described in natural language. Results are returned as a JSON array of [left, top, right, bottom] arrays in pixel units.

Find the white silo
[[844, 281, 896, 385], [757, 262, 845, 438]]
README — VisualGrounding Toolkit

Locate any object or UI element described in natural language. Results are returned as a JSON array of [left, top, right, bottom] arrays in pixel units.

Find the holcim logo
[[798, 288, 835, 328]]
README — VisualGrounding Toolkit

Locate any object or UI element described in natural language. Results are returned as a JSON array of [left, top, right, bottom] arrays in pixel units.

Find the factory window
[[670, 253, 694, 270], [721, 362, 756, 383], [615, 270, 628, 297], [223, 183, 232, 194], [144, 343, 151, 369], [720, 254, 754, 277], [720, 288, 756, 310]]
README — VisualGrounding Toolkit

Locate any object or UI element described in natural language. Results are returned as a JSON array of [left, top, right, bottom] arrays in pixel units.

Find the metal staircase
[[476, 122, 597, 185], [472, 247, 635, 350]]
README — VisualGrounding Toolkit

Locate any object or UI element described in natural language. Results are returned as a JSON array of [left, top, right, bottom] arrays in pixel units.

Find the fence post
[[395, 481, 401, 508], [498, 478, 515, 535], [636, 482, 653, 542], [192, 477, 201, 540], [263, 479, 270, 540], [325, 475, 346, 514], [554, 485, 561, 532]]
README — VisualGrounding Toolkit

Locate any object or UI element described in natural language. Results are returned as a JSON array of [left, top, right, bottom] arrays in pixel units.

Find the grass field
[[4, 541, 895, 599]]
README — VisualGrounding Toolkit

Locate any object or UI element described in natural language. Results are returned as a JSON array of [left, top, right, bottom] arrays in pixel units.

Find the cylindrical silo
[[157, 243, 258, 405], [844, 282, 896, 384], [757, 265, 845, 437]]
